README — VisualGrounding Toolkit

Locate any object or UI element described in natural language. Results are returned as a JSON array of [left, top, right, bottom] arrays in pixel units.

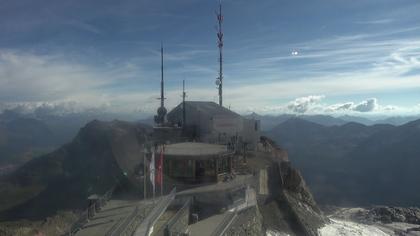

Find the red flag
[[156, 146, 164, 186]]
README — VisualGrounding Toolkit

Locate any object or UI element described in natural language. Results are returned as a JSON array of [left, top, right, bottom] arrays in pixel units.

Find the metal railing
[[210, 211, 238, 236], [134, 187, 177, 236], [164, 198, 192, 235], [62, 186, 116, 236], [210, 186, 258, 236], [147, 188, 177, 234], [105, 206, 147, 236]]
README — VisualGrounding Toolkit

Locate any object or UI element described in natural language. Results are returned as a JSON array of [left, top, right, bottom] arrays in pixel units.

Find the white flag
[[149, 151, 155, 192]]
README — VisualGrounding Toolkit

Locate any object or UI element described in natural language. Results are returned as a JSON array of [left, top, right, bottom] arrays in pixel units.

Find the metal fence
[[210, 211, 238, 236], [209, 186, 259, 236], [62, 186, 116, 236], [134, 187, 177, 236], [105, 206, 147, 236], [146, 188, 177, 234], [164, 198, 192, 236]]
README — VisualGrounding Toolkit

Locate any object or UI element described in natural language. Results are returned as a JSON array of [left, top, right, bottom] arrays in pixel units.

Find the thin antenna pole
[[154, 43, 167, 126], [161, 44, 164, 108], [217, 0, 224, 107]]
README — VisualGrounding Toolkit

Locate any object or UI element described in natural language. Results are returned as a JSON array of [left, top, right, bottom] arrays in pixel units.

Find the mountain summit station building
[[167, 101, 260, 149]]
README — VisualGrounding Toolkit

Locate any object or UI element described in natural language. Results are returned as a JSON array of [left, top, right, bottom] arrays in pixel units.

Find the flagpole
[[162, 145, 165, 196], [160, 145, 163, 196], [143, 147, 147, 200], [150, 150, 156, 202], [153, 151, 155, 201]]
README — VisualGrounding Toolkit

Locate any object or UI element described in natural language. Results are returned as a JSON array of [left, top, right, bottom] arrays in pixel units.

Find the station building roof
[[167, 101, 241, 119]]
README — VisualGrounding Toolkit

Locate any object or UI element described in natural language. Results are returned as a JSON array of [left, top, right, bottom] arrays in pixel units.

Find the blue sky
[[0, 0, 420, 117]]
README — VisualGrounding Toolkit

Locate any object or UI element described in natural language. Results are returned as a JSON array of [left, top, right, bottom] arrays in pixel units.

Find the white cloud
[[0, 50, 109, 103], [239, 96, 419, 116], [352, 98, 378, 112], [0, 50, 162, 114], [326, 103, 354, 112], [287, 95, 325, 113], [355, 19, 394, 25], [291, 97, 379, 114], [383, 105, 397, 111]]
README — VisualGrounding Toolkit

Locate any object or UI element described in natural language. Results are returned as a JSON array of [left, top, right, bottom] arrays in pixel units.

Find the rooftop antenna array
[[216, 0, 224, 107], [154, 44, 167, 126]]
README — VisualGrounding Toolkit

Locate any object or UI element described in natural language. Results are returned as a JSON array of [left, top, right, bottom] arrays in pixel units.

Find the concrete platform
[[188, 213, 226, 236], [74, 198, 156, 236], [177, 174, 253, 196]]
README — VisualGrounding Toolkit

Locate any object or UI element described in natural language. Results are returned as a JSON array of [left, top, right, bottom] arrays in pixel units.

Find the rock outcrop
[[257, 137, 328, 236], [334, 206, 420, 225]]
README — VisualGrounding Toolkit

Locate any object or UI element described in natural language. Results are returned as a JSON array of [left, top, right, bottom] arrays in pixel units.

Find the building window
[[217, 157, 229, 173], [170, 160, 194, 177]]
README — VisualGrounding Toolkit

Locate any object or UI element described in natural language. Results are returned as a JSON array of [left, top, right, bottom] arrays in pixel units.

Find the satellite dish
[[215, 79, 221, 86]]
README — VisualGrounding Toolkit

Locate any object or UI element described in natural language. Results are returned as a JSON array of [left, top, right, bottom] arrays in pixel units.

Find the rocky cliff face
[[256, 137, 328, 235], [280, 163, 327, 236]]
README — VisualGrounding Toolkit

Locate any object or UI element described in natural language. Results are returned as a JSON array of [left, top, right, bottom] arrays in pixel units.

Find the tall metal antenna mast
[[154, 43, 167, 126], [160, 44, 165, 108], [216, 0, 224, 107]]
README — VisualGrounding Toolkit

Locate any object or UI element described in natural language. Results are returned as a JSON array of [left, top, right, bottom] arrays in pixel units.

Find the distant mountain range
[[246, 113, 420, 130], [1, 110, 419, 170], [339, 115, 420, 126], [265, 118, 420, 207], [246, 113, 347, 130], [0, 117, 56, 166], [0, 110, 116, 167]]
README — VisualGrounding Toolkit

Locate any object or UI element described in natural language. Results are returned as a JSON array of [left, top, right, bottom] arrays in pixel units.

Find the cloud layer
[[0, 0, 419, 117], [1, 48, 420, 117], [245, 95, 420, 116], [287, 95, 325, 113]]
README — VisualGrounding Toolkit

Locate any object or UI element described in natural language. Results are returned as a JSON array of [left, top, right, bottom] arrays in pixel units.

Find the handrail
[[62, 185, 116, 236], [146, 188, 176, 234], [106, 206, 141, 236], [134, 187, 176, 236], [165, 198, 191, 234], [210, 211, 238, 236], [210, 186, 258, 236]]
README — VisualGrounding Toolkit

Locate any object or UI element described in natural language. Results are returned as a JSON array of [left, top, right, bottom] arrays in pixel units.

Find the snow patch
[[319, 219, 389, 236], [266, 229, 290, 236]]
